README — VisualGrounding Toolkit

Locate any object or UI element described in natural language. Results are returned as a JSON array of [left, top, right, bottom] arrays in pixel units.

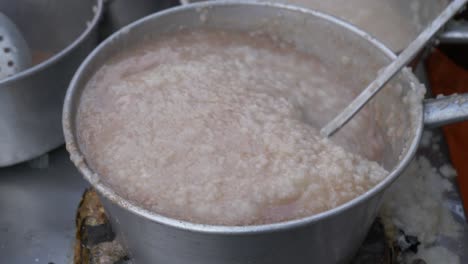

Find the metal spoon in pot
[[320, 0, 468, 137]]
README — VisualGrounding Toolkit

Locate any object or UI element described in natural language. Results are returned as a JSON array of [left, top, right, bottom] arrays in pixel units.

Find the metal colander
[[0, 12, 30, 80]]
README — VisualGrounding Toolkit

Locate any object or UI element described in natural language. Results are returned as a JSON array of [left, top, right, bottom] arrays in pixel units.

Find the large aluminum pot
[[0, 0, 103, 167], [63, 2, 468, 263]]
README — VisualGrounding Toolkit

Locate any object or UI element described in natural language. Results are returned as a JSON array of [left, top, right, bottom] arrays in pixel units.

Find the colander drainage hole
[[4, 47, 10, 53], [7, 60, 13, 67]]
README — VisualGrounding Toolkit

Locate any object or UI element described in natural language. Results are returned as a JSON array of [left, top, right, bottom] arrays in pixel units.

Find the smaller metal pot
[[63, 2, 468, 264], [0, 0, 103, 167]]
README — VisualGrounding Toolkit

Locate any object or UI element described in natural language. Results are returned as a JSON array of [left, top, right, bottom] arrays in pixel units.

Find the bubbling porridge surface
[[76, 30, 388, 226]]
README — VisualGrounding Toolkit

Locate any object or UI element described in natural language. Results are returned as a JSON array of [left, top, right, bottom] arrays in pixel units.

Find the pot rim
[[63, 0, 423, 235], [0, 0, 104, 85]]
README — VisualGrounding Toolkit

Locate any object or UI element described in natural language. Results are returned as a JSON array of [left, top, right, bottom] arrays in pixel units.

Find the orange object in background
[[426, 49, 468, 219]]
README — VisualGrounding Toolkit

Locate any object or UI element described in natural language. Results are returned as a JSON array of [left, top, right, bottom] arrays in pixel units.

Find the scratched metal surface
[[0, 148, 89, 264]]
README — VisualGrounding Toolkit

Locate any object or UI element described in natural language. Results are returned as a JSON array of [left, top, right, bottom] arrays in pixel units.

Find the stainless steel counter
[[0, 147, 88, 264]]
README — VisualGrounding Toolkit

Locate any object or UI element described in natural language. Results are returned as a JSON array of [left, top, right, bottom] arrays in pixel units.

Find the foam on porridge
[[76, 30, 388, 226]]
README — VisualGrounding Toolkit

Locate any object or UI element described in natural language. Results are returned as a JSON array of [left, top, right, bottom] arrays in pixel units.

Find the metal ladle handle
[[320, 0, 468, 137]]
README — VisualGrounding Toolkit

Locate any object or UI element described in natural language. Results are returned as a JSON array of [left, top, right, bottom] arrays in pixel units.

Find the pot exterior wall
[[102, 193, 383, 264], [0, 29, 100, 167]]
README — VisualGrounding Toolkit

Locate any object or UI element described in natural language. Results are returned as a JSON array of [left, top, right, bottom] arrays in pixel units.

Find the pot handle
[[423, 93, 468, 127], [439, 21, 468, 44]]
